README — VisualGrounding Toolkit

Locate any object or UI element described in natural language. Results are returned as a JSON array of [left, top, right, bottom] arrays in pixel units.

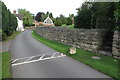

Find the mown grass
[[0, 52, 12, 79], [61, 24, 74, 29], [32, 30, 120, 80]]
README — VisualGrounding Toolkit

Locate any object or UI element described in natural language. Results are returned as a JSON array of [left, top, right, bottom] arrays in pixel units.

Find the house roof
[[14, 14, 23, 20]]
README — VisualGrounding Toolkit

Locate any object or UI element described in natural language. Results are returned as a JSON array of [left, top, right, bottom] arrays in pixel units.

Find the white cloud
[[2, 0, 85, 17]]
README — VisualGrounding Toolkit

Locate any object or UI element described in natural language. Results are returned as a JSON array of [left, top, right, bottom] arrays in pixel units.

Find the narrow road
[[10, 30, 111, 78]]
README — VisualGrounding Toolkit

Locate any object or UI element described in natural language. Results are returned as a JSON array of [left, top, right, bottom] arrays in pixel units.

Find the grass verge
[[32, 30, 120, 80], [0, 52, 12, 79], [3, 31, 20, 42]]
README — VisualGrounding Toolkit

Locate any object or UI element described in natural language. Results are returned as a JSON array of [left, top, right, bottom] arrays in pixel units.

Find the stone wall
[[112, 31, 120, 59], [35, 27, 108, 53]]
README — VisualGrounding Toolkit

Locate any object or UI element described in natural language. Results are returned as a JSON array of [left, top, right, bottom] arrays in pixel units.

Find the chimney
[[13, 10, 16, 14]]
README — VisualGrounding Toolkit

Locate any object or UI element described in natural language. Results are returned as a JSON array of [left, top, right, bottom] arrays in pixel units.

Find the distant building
[[13, 10, 25, 31], [44, 15, 54, 26], [34, 15, 54, 27]]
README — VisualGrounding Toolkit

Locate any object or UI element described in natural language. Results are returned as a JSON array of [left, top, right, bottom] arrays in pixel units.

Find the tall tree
[[1, 1, 17, 40], [35, 12, 43, 22], [74, 2, 92, 29], [75, 2, 117, 30]]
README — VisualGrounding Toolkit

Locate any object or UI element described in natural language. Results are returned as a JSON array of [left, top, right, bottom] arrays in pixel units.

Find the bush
[[30, 24, 35, 26], [2, 32, 7, 41], [25, 27, 30, 29], [66, 17, 72, 25], [54, 19, 62, 26]]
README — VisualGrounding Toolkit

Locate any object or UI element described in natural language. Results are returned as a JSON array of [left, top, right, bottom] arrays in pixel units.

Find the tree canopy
[[35, 12, 43, 22], [18, 9, 33, 26], [74, 2, 117, 30]]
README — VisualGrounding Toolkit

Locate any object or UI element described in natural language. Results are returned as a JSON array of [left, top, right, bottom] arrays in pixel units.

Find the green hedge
[[1, 1, 18, 41]]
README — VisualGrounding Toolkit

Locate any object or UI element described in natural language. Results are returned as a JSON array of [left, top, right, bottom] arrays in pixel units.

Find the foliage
[[59, 14, 67, 24], [18, 9, 33, 26], [54, 14, 73, 26], [35, 12, 54, 22], [2, 31, 7, 40], [32, 31, 120, 80], [74, 2, 92, 29], [54, 18, 62, 26], [114, 2, 120, 31], [1, 1, 18, 41], [35, 12, 43, 22], [74, 2, 117, 30], [3, 31, 20, 42], [66, 17, 72, 25], [34, 11, 73, 27]]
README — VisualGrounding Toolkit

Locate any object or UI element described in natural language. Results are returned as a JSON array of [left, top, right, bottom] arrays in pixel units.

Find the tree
[[54, 18, 62, 26], [59, 14, 67, 24], [35, 12, 43, 22], [1, 1, 18, 40], [74, 2, 117, 30], [91, 2, 116, 29], [18, 9, 33, 26], [74, 2, 92, 29], [66, 17, 72, 25]]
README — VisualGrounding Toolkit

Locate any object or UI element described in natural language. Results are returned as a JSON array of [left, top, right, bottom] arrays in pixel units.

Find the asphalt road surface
[[10, 30, 111, 78]]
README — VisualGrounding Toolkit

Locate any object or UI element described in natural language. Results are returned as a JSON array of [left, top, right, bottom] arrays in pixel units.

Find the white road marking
[[12, 52, 66, 66], [51, 52, 59, 58], [38, 54, 45, 60], [61, 53, 64, 56], [12, 59, 19, 63], [27, 56, 36, 61], [11, 54, 44, 63]]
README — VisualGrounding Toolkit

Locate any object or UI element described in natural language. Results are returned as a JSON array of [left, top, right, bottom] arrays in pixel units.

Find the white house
[[44, 15, 54, 26], [13, 10, 25, 31]]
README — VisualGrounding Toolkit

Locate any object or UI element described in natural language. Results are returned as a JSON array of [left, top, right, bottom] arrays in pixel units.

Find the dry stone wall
[[35, 27, 108, 53], [112, 31, 120, 59]]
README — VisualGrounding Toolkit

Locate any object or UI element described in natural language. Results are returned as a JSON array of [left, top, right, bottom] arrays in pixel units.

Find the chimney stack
[[13, 10, 16, 14]]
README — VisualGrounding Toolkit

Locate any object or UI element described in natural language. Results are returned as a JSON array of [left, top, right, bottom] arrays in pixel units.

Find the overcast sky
[[2, 0, 86, 17]]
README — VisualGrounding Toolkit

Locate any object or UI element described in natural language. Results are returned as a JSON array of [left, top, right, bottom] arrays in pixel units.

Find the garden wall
[[112, 31, 120, 59], [35, 27, 108, 53]]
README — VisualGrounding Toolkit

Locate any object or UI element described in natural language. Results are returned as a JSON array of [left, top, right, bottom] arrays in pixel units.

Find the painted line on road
[[12, 59, 20, 63], [38, 54, 45, 60], [12, 52, 66, 66], [27, 56, 36, 61], [11, 54, 42, 62], [12, 55, 66, 66]]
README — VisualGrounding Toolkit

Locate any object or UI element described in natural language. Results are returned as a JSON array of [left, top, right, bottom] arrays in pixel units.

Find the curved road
[[10, 30, 111, 78]]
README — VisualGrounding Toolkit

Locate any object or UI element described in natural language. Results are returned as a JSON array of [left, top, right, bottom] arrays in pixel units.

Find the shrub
[[2, 32, 7, 41], [54, 19, 62, 26]]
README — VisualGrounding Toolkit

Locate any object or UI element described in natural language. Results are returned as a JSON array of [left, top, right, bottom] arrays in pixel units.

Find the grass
[[61, 24, 74, 29], [32, 30, 120, 80], [0, 52, 12, 79], [3, 31, 21, 42]]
